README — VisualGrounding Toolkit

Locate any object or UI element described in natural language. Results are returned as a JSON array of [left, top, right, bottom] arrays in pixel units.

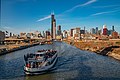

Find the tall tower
[[57, 25, 61, 35], [51, 13, 56, 39], [103, 25, 108, 35], [51, 13, 54, 38], [84, 26, 85, 34], [96, 27, 98, 34], [53, 19, 56, 39], [112, 26, 115, 32]]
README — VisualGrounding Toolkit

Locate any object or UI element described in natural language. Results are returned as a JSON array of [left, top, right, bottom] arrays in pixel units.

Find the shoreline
[[0, 43, 39, 56], [1, 40, 120, 61], [63, 40, 120, 61], [0, 40, 53, 56]]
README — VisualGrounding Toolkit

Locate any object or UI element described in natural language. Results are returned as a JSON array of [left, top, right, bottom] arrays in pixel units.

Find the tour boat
[[24, 49, 58, 75]]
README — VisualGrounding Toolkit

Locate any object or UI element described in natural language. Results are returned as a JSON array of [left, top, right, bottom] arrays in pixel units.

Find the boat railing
[[25, 60, 48, 68]]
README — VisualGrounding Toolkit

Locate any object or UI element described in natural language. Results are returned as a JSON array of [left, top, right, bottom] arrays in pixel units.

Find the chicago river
[[0, 42, 120, 80]]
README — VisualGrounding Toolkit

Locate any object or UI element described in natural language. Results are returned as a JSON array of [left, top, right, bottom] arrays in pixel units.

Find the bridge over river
[[0, 42, 120, 80]]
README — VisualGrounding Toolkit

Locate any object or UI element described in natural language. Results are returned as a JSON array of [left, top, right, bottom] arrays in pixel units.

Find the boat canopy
[[26, 59, 44, 62], [36, 52, 46, 55]]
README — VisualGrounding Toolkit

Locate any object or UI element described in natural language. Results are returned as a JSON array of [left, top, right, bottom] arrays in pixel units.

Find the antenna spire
[[51, 11, 54, 15]]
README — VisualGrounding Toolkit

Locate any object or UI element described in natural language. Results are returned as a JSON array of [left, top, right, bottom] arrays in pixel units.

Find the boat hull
[[24, 54, 58, 75]]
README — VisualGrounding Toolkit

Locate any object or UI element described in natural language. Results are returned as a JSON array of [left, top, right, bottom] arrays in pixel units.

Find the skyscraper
[[46, 31, 50, 39], [42, 31, 45, 38], [84, 26, 85, 34], [74, 28, 80, 38], [63, 30, 67, 38], [10, 32, 12, 37], [58, 25, 61, 30], [0, 31, 5, 44], [51, 13, 54, 38], [96, 27, 98, 34], [90, 28, 96, 34], [53, 19, 56, 39], [57, 25, 61, 35], [103, 25, 108, 35], [51, 13, 56, 39], [112, 26, 115, 32], [70, 29, 74, 37]]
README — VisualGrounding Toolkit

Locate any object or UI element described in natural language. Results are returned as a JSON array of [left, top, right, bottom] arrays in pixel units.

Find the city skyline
[[1, 0, 120, 34]]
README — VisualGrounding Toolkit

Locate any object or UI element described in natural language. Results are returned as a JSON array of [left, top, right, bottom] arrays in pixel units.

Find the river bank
[[0, 43, 39, 55], [1, 41, 120, 80], [64, 39, 120, 60]]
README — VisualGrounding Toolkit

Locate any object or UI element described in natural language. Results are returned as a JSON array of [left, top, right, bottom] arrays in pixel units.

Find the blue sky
[[1, 0, 120, 34]]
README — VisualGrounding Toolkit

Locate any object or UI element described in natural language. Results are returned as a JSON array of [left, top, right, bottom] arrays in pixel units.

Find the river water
[[0, 42, 120, 80]]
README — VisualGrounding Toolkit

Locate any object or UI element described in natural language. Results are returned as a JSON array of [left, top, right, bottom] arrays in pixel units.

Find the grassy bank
[[64, 39, 120, 60], [0, 43, 39, 55]]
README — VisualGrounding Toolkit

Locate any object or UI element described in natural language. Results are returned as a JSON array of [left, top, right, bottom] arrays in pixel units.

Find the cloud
[[37, 0, 97, 22], [0, 26, 17, 33], [94, 5, 120, 8], [2, 26, 13, 30], [65, 0, 97, 13], [91, 9, 120, 16], [80, 0, 97, 6], [37, 15, 51, 22]]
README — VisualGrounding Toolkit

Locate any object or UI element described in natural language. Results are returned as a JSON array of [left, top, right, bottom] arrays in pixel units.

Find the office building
[[80, 30, 85, 34], [90, 28, 96, 34], [63, 30, 67, 38], [103, 25, 108, 35], [46, 31, 50, 39], [96, 27, 98, 34], [53, 19, 56, 39], [112, 31, 118, 39], [57, 25, 61, 35], [112, 26, 115, 32], [0, 31, 5, 44], [70, 29, 74, 37], [51, 13, 56, 39], [42, 31, 45, 38]]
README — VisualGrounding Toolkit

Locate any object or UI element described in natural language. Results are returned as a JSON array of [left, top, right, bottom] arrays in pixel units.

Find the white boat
[[24, 49, 58, 75]]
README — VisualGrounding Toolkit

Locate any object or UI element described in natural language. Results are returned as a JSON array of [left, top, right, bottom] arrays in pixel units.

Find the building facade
[[51, 13, 56, 39], [90, 28, 96, 34], [103, 25, 108, 35], [112, 31, 118, 39], [63, 30, 67, 38], [53, 19, 56, 39], [0, 31, 5, 44], [57, 25, 61, 35], [51, 13, 54, 38]]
